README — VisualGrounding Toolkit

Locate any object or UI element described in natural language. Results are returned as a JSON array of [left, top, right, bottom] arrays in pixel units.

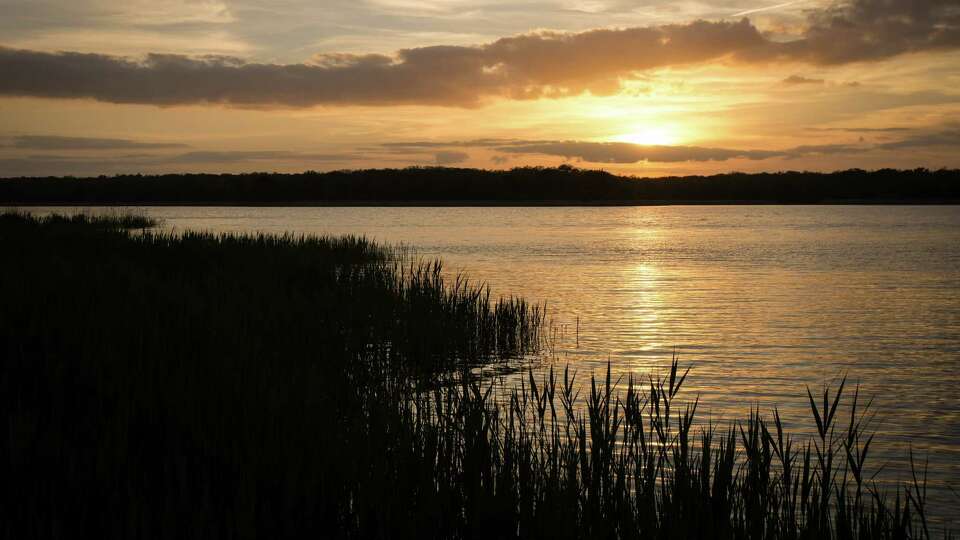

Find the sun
[[613, 126, 678, 146]]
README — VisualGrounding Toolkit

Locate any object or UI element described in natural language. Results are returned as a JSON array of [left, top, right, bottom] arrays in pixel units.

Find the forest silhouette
[[1, 166, 958, 204]]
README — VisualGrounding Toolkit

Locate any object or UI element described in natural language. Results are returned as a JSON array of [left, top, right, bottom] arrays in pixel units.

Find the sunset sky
[[1, 0, 958, 177]]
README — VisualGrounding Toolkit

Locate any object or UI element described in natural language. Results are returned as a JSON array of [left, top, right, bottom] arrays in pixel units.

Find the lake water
[[19, 205, 960, 523]]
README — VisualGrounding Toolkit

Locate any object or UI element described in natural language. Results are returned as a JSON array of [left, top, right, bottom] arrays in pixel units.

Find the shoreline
[[5, 198, 960, 207]]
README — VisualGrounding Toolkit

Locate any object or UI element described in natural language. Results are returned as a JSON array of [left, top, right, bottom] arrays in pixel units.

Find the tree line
[[1, 165, 957, 204]]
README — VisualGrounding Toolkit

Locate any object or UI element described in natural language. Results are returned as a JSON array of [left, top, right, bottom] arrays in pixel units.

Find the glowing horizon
[[0, 0, 958, 177]]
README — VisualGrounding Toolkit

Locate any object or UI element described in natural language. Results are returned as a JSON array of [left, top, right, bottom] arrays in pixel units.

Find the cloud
[[0, 149, 361, 176], [381, 138, 537, 149], [782, 75, 824, 85], [490, 126, 960, 163], [167, 150, 353, 163], [806, 126, 911, 133], [0, 0, 956, 107], [383, 127, 960, 163], [732, 0, 806, 18], [781, 143, 865, 158], [875, 128, 960, 150], [495, 141, 785, 163], [779, 0, 960, 65], [8, 135, 189, 150], [434, 150, 470, 165], [3, 126, 957, 176], [381, 139, 795, 163]]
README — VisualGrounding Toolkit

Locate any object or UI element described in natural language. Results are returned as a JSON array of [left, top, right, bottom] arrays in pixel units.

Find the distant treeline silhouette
[[1, 166, 958, 204]]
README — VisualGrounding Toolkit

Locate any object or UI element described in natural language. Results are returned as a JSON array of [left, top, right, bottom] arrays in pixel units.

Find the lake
[[18, 205, 960, 523]]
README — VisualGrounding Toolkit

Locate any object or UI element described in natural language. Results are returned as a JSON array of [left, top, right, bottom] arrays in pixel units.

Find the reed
[[1, 208, 157, 229], [0, 211, 945, 539]]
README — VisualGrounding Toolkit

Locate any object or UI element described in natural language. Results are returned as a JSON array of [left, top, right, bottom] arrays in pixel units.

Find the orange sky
[[1, 0, 958, 176]]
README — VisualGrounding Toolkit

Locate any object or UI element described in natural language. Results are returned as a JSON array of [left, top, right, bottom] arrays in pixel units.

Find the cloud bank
[[3, 125, 958, 176], [8, 135, 188, 150], [384, 127, 960, 164], [0, 0, 957, 107], [381, 138, 863, 163], [875, 127, 960, 150], [0, 148, 360, 176], [495, 141, 785, 163]]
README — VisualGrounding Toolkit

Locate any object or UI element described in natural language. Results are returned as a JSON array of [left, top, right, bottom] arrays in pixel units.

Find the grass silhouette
[[0, 211, 944, 539]]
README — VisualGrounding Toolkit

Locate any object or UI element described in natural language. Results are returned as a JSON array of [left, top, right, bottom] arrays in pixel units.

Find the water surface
[[21, 205, 960, 522]]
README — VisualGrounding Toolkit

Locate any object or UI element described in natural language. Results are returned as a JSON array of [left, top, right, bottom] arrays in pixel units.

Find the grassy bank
[[0, 212, 943, 538]]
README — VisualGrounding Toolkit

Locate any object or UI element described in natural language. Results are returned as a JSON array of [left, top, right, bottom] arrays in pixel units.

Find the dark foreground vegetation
[[0, 212, 946, 539], [1, 166, 959, 205]]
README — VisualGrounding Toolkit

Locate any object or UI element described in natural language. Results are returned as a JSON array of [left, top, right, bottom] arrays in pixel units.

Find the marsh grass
[[2, 207, 158, 229], [0, 211, 945, 539], [469, 361, 944, 539]]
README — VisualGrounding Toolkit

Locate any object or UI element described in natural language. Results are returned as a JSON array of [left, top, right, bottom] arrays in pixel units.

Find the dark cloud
[[8, 135, 189, 150], [0, 18, 761, 106], [778, 0, 960, 65], [0, 0, 956, 107], [781, 143, 866, 158], [875, 128, 960, 150], [782, 75, 824, 85], [434, 151, 470, 165]]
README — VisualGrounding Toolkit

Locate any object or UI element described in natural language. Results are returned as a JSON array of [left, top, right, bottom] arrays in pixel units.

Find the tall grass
[[0, 211, 945, 539], [2, 207, 158, 228], [452, 361, 940, 539]]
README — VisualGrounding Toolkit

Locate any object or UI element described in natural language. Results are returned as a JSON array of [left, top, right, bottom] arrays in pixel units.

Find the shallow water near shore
[[16, 204, 960, 524]]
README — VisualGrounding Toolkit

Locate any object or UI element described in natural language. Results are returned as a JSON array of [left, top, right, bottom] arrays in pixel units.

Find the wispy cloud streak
[[732, 0, 807, 18]]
